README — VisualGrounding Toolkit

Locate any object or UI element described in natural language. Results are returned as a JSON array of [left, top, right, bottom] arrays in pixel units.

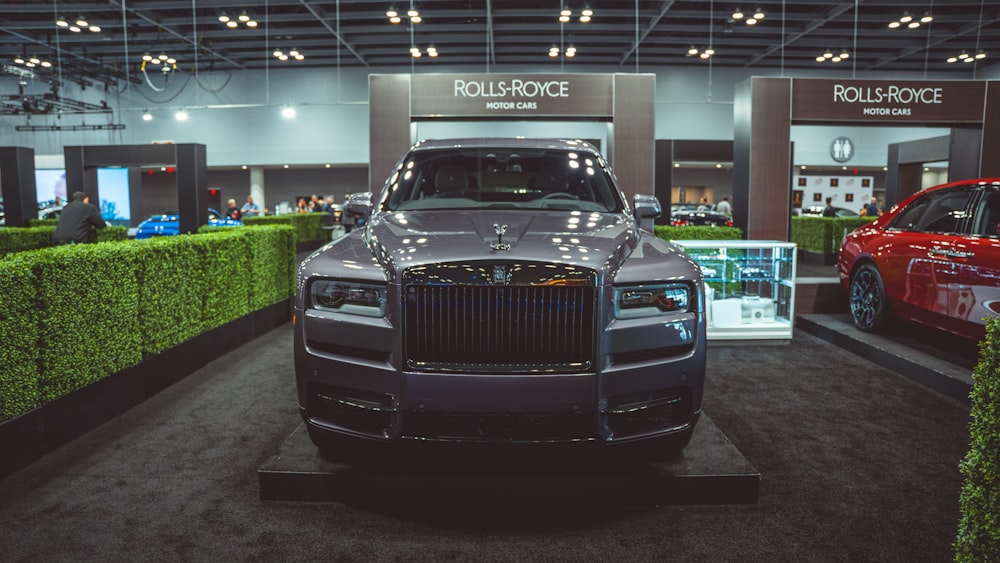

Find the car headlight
[[614, 283, 690, 319], [310, 280, 386, 317]]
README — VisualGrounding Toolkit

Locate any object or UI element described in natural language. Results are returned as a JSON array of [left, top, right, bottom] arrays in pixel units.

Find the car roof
[[408, 138, 602, 154]]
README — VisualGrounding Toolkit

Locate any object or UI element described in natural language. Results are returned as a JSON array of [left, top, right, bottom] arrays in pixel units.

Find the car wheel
[[850, 263, 887, 332]]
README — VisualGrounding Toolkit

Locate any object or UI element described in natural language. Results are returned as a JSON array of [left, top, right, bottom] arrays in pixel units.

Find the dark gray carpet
[[0, 325, 969, 561]]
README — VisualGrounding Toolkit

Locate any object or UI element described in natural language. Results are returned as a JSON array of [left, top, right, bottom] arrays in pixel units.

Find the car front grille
[[403, 284, 597, 374]]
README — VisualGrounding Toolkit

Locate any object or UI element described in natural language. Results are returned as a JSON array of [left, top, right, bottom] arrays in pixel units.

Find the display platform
[[259, 414, 760, 505], [797, 314, 974, 403]]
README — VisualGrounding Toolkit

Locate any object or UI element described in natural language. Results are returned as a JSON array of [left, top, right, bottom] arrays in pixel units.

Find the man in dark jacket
[[52, 191, 106, 245]]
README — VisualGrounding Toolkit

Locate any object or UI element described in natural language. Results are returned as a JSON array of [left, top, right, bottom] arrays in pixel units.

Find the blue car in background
[[135, 208, 242, 239]]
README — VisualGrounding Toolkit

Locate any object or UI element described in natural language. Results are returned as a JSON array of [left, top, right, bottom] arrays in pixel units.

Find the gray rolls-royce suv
[[294, 138, 706, 459]]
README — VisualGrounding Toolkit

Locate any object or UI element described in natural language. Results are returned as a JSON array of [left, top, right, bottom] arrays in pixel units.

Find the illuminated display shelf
[[671, 240, 797, 340]]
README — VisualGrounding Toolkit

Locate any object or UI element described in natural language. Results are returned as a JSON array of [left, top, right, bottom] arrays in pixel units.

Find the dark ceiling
[[1, 1, 998, 89]]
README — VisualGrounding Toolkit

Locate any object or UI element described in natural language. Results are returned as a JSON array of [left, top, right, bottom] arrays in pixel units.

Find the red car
[[837, 178, 1000, 341]]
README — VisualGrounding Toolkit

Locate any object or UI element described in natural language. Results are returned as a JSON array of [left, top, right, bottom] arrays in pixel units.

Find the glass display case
[[671, 240, 797, 340]]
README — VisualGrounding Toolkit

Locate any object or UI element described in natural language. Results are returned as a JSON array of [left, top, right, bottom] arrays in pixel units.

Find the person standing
[[241, 196, 260, 217], [822, 197, 837, 217], [52, 191, 106, 245], [716, 196, 732, 215], [224, 198, 242, 220], [863, 197, 880, 217]]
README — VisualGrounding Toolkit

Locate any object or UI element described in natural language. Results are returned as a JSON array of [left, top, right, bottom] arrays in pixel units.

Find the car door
[[956, 185, 1000, 339], [881, 185, 978, 333]]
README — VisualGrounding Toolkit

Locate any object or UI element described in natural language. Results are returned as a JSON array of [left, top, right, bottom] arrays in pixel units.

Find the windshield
[[381, 148, 625, 213]]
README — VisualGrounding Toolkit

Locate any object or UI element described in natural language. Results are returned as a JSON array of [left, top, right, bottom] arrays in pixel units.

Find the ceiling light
[[907, 21, 920, 29], [579, 15, 591, 23], [888, 21, 900, 29], [289, 49, 299, 57], [427, 46, 438, 57], [69, 26, 81, 33], [166, 57, 176, 64], [226, 21, 238, 28], [142, 52, 153, 61], [566, 46, 577, 57], [238, 11, 250, 22], [964, 57, 975, 63], [75, 17, 88, 27], [946, 56, 958, 63], [559, 15, 570, 23], [273, 49, 283, 58], [745, 18, 757, 26], [175, 110, 189, 122], [410, 15, 422, 23], [219, 14, 231, 23], [959, 52, 970, 59], [55, 17, 69, 27], [13, 56, 24, 64], [560, 9, 572, 17], [582, 8, 593, 17], [731, 9, 744, 20], [815, 55, 825, 62], [386, 9, 398, 18], [89, 25, 101, 32], [142, 110, 153, 122], [29, 57, 39, 64], [831, 56, 841, 62], [899, 14, 913, 23], [294, 53, 304, 60], [920, 15, 933, 23], [279, 54, 288, 61], [704, 47, 715, 56], [688, 46, 699, 56], [839, 51, 850, 59], [390, 16, 401, 23], [699, 52, 710, 59], [823, 50, 833, 59], [281, 106, 296, 119], [752, 8, 765, 19], [407, 9, 419, 17], [975, 51, 987, 60], [246, 20, 258, 28]]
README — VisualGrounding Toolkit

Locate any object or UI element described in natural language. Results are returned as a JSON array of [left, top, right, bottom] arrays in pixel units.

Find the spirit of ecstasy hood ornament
[[490, 223, 511, 251]]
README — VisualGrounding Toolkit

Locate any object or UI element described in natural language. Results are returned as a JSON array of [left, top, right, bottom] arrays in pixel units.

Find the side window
[[972, 189, 1000, 238], [889, 188, 975, 234]]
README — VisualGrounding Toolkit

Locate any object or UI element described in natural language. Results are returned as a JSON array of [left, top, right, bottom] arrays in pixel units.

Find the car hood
[[363, 210, 639, 282]]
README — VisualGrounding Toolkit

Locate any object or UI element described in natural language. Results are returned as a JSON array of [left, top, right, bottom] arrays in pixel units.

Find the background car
[[671, 209, 733, 227], [837, 178, 1000, 341], [798, 205, 859, 217], [134, 208, 242, 239], [294, 138, 707, 460]]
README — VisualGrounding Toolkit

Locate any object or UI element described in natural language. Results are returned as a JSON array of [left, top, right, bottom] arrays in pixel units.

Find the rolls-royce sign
[[792, 79, 986, 123], [411, 73, 614, 118]]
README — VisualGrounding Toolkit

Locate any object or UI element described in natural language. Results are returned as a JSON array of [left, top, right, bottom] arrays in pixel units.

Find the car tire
[[849, 262, 887, 332]]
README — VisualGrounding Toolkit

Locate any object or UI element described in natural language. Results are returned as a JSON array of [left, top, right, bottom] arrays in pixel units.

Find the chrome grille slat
[[404, 284, 596, 373]]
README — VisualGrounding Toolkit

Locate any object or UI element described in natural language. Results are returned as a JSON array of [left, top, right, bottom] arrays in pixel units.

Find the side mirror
[[633, 194, 662, 232], [345, 192, 373, 219]]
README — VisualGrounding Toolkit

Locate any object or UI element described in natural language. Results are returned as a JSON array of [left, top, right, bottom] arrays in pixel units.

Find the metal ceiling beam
[[298, 0, 369, 67], [619, 0, 675, 65], [107, 0, 247, 70], [487, 0, 495, 67], [744, 3, 855, 67]]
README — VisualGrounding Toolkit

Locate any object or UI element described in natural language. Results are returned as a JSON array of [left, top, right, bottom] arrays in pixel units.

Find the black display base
[[798, 249, 837, 266], [0, 299, 291, 481], [797, 314, 973, 403], [258, 414, 760, 505]]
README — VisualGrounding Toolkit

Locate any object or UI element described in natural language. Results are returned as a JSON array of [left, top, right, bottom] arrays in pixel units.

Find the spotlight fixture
[[55, 16, 69, 27], [221, 11, 257, 28], [816, 50, 849, 63], [75, 17, 88, 27], [580, 8, 593, 23], [888, 13, 930, 29], [731, 8, 744, 20], [272, 49, 304, 61], [281, 106, 296, 119], [142, 110, 153, 122], [175, 110, 189, 122], [949, 50, 987, 63], [547, 46, 576, 58], [388, 8, 421, 24], [557, 7, 593, 23], [686, 46, 715, 59], [426, 46, 438, 58], [731, 7, 763, 24], [14, 55, 52, 68]]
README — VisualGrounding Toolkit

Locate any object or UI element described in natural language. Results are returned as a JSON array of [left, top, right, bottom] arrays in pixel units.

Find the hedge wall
[[790, 216, 875, 254], [955, 317, 1000, 560], [0, 224, 296, 422], [654, 225, 743, 242], [0, 225, 129, 258], [244, 213, 326, 244]]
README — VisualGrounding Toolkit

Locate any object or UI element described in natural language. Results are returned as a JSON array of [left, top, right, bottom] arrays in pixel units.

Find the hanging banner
[[410, 73, 614, 118], [792, 79, 986, 123]]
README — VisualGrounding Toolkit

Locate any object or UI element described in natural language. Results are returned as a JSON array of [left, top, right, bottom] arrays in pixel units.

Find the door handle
[[930, 246, 974, 259]]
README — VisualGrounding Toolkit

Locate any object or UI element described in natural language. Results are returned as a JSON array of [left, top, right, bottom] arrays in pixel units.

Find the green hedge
[[0, 254, 40, 420], [244, 213, 325, 244], [0, 225, 296, 421], [654, 225, 743, 242], [791, 216, 875, 254], [0, 226, 128, 258], [956, 317, 1000, 560]]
